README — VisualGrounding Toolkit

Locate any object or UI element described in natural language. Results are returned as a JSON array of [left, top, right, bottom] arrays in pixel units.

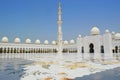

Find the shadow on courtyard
[[0, 58, 34, 80], [74, 67, 120, 80]]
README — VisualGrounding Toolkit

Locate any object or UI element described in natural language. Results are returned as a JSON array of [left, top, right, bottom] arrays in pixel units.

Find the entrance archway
[[89, 43, 94, 53], [89, 43, 94, 61]]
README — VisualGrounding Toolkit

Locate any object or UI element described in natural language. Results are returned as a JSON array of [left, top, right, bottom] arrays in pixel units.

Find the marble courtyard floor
[[0, 53, 120, 80]]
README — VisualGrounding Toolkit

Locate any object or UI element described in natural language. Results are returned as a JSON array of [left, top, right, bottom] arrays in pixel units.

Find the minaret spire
[[57, 0, 63, 53]]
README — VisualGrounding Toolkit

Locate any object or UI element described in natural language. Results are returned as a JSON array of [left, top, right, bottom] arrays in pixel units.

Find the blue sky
[[0, 0, 120, 43]]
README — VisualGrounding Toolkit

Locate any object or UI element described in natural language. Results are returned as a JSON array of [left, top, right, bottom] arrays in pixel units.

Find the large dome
[[1, 36, 9, 43], [35, 39, 40, 44], [70, 39, 75, 44], [25, 38, 31, 44], [64, 40, 68, 45], [91, 26, 100, 35], [14, 37, 21, 43], [52, 40, 56, 45], [44, 40, 49, 45], [114, 33, 120, 40]]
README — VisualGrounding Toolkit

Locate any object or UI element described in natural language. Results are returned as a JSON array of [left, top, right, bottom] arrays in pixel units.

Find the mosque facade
[[0, 2, 120, 59]]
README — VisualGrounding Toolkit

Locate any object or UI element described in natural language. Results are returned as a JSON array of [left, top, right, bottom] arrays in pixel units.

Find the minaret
[[57, 1, 63, 53]]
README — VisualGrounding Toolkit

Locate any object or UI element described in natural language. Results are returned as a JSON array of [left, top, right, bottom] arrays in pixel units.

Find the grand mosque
[[0, 2, 120, 59]]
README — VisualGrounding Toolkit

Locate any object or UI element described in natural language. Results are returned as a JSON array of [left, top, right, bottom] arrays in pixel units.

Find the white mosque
[[0, 2, 120, 59]]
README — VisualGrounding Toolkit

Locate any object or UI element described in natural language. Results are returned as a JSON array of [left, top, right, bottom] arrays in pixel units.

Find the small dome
[[14, 37, 21, 43], [70, 39, 75, 44], [25, 38, 31, 44], [78, 34, 82, 38], [105, 29, 110, 33], [44, 40, 49, 45], [112, 31, 115, 35], [91, 26, 100, 35], [1, 36, 9, 43], [35, 39, 40, 44], [114, 33, 120, 40], [64, 40, 68, 45], [52, 40, 56, 45]]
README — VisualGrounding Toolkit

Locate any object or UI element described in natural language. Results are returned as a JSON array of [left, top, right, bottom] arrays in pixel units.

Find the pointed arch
[[115, 46, 118, 53], [89, 43, 94, 53], [100, 45, 104, 53], [81, 46, 84, 53]]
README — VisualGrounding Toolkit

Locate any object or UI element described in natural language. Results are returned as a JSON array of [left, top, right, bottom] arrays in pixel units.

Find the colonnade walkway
[[0, 53, 120, 61]]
